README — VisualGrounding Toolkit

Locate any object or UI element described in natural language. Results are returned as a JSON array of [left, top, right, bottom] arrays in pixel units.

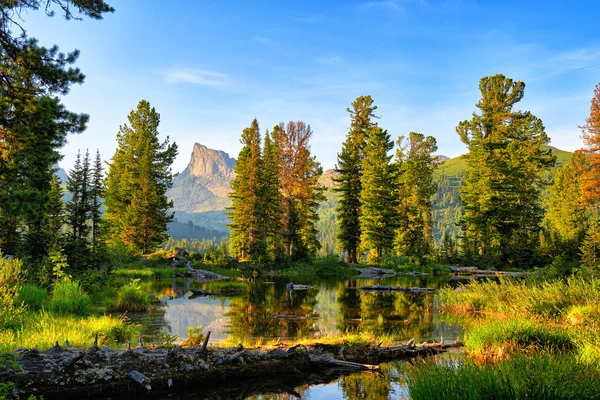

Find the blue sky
[[23, 0, 600, 172]]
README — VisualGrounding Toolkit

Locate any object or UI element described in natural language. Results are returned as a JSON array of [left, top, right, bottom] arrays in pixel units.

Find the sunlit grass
[[0, 311, 138, 352]]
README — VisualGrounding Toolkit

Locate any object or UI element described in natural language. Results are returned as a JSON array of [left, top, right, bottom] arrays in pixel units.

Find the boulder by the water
[[286, 282, 315, 291]]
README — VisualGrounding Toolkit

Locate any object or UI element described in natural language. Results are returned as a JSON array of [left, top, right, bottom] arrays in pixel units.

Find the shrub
[[48, 279, 91, 316], [116, 279, 151, 312], [183, 326, 205, 346], [0, 255, 24, 327], [16, 284, 47, 310]]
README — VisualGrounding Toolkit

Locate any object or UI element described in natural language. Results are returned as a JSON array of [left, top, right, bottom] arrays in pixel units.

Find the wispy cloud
[[360, 0, 406, 13], [253, 35, 273, 44], [163, 67, 230, 87], [295, 13, 325, 24]]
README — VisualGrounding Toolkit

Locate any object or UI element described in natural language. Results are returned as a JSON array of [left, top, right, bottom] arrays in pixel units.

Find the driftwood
[[356, 267, 397, 278], [267, 314, 318, 320], [359, 285, 435, 293], [2, 338, 462, 399], [286, 283, 315, 291]]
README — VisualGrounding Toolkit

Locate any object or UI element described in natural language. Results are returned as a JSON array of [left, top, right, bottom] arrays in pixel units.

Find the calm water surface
[[132, 274, 462, 399]]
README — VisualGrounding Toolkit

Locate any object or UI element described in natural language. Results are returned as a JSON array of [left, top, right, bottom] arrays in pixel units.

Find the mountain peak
[[185, 143, 236, 178]]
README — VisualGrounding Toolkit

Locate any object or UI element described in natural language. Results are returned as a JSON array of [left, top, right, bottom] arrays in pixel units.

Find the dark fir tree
[[394, 132, 438, 260], [227, 119, 264, 260], [359, 126, 395, 263], [104, 100, 178, 254], [334, 95, 378, 263], [260, 130, 284, 260], [0, 1, 112, 264], [90, 150, 105, 267], [457, 74, 555, 267]]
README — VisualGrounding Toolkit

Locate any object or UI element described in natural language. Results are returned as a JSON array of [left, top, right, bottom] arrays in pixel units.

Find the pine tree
[[90, 150, 105, 267], [46, 175, 65, 253], [227, 119, 264, 260], [580, 217, 600, 277], [542, 151, 588, 258], [260, 130, 284, 260], [334, 95, 378, 263], [66, 151, 83, 242], [580, 83, 600, 206], [457, 74, 555, 267], [359, 126, 395, 263], [394, 132, 438, 260], [104, 100, 178, 254]]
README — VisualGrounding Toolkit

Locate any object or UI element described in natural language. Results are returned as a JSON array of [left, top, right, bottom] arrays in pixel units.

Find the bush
[[116, 279, 151, 312], [183, 326, 205, 346], [48, 279, 91, 316], [0, 255, 24, 327], [16, 284, 47, 310]]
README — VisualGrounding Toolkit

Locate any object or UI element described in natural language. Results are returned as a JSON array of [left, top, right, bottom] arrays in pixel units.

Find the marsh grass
[[15, 284, 47, 310], [48, 280, 91, 316], [408, 353, 600, 400], [115, 279, 151, 312], [205, 281, 248, 295], [112, 266, 187, 279], [215, 331, 399, 349], [0, 311, 137, 352]]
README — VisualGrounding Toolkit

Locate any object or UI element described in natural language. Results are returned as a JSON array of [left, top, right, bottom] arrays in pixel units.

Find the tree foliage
[[580, 83, 600, 206], [104, 100, 178, 254], [457, 74, 555, 267], [334, 95, 378, 263]]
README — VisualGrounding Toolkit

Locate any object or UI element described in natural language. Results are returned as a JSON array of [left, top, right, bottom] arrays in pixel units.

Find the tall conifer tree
[[457, 75, 555, 266], [228, 119, 264, 260], [334, 95, 378, 263], [104, 100, 178, 254], [580, 83, 600, 206], [394, 132, 438, 260], [359, 126, 395, 263]]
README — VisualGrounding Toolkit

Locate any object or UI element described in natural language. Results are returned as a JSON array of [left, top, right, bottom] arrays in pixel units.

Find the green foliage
[[580, 216, 600, 277], [334, 95, 378, 263], [408, 354, 600, 400], [0, 255, 24, 328], [155, 328, 179, 348], [104, 100, 178, 254], [359, 126, 396, 262], [457, 74, 556, 267], [16, 284, 47, 311], [185, 326, 206, 346], [394, 132, 438, 260], [115, 279, 151, 312], [48, 279, 91, 316], [0, 312, 135, 353]]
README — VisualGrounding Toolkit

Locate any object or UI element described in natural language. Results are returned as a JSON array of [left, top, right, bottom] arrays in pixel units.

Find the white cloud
[[163, 67, 230, 87], [253, 35, 273, 44], [360, 0, 406, 13]]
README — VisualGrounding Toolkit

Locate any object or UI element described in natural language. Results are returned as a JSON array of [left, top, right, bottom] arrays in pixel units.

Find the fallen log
[[359, 285, 435, 293], [356, 267, 397, 278], [2, 338, 462, 399], [286, 283, 315, 290], [175, 269, 228, 282]]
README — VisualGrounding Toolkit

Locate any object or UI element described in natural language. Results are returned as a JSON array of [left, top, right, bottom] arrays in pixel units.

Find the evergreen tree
[[227, 119, 264, 260], [90, 150, 105, 267], [457, 74, 555, 267], [580, 217, 600, 277], [273, 121, 324, 259], [542, 151, 588, 258], [359, 126, 395, 263], [104, 100, 178, 254], [260, 130, 284, 260], [580, 82, 600, 206], [394, 132, 438, 260], [0, 1, 111, 263], [66, 151, 83, 241], [334, 95, 378, 263]]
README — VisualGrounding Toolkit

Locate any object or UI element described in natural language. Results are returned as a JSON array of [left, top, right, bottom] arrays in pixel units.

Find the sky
[[21, 0, 600, 173]]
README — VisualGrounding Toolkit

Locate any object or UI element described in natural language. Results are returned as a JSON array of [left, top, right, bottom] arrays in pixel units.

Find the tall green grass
[[408, 354, 600, 400], [0, 311, 136, 352], [115, 279, 151, 312], [48, 280, 91, 316], [15, 284, 47, 311]]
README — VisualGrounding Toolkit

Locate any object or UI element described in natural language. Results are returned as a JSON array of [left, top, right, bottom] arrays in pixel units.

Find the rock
[[128, 370, 151, 385]]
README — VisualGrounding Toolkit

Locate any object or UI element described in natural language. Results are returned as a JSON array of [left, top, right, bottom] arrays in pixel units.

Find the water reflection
[[136, 274, 461, 346]]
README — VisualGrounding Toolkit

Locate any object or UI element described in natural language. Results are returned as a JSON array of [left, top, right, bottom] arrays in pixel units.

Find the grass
[[205, 281, 248, 295], [15, 284, 47, 310], [112, 266, 187, 279], [48, 279, 91, 316], [194, 263, 244, 278], [115, 279, 151, 312], [408, 353, 600, 400], [406, 276, 600, 398], [0, 311, 137, 353]]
